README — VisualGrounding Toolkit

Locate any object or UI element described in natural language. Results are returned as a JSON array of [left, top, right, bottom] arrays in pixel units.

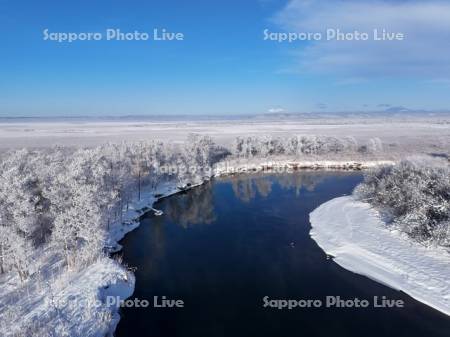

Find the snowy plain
[[310, 196, 450, 316], [0, 115, 449, 157]]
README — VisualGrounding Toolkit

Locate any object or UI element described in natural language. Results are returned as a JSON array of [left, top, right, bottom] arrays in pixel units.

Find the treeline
[[232, 135, 383, 158], [0, 135, 216, 282], [355, 157, 450, 247]]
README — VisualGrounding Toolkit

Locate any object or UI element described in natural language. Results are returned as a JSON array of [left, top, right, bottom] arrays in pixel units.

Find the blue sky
[[1, 0, 449, 116]]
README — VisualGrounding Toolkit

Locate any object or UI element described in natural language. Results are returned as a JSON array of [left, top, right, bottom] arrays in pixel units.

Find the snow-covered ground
[[310, 196, 450, 316], [0, 255, 134, 337], [0, 180, 188, 337], [0, 116, 448, 156]]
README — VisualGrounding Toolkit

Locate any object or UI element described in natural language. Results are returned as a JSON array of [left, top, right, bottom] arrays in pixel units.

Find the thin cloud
[[273, 0, 450, 79], [268, 107, 285, 113]]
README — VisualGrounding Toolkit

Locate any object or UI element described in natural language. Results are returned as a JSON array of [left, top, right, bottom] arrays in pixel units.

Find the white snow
[[310, 196, 450, 316], [0, 180, 187, 337], [213, 159, 394, 176], [0, 256, 134, 337], [0, 117, 448, 155]]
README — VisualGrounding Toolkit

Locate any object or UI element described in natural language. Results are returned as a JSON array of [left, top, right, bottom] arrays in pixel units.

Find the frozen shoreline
[[310, 196, 450, 316]]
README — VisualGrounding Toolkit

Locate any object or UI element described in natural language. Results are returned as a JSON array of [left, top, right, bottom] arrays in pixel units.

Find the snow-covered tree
[[355, 156, 450, 246]]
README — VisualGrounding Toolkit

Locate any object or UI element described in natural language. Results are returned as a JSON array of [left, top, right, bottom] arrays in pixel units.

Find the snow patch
[[310, 196, 450, 316]]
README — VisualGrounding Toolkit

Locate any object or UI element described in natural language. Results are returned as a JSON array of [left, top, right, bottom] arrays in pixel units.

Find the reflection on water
[[116, 171, 450, 337], [165, 184, 216, 227], [230, 172, 326, 202], [164, 173, 328, 226]]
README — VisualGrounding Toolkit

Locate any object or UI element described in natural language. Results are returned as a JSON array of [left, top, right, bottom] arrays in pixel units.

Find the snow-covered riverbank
[[0, 159, 395, 336], [310, 196, 450, 316], [214, 159, 394, 175], [0, 180, 199, 336]]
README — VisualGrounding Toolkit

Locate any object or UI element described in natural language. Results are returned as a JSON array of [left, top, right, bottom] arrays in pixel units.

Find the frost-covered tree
[[0, 136, 229, 336], [355, 156, 450, 246], [183, 134, 216, 181], [232, 136, 245, 158], [229, 135, 380, 159], [0, 149, 53, 280], [367, 137, 383, 154]]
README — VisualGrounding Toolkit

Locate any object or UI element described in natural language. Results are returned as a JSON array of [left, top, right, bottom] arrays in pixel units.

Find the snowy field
[[310, 196, 450, 316], [0, 115, 449, 156]]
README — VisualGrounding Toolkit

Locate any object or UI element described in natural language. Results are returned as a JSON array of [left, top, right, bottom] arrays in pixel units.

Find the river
[[116, 171, 450, 337]]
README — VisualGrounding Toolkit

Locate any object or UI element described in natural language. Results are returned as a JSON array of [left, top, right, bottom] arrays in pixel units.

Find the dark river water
[[116, 172, 450, 337]]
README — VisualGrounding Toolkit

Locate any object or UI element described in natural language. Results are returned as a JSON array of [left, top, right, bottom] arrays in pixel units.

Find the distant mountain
[[384, 106, 412, 113], [1, 109, 449, 123]]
